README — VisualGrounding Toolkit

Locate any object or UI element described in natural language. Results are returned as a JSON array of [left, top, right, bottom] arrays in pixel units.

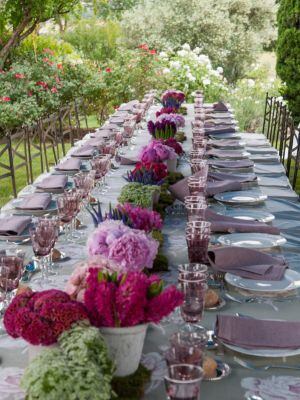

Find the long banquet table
[[1, 103, 300, 400]]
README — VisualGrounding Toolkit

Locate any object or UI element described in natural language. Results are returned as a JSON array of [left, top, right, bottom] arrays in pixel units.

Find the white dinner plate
[[214, 191, 267, 205], [225, 269, 300, 293], [224, 209, 275, 223], [222, 342, 300, 358], [217, 233, 287, 249]]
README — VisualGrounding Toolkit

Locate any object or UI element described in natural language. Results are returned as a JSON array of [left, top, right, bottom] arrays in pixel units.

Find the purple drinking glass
[[165, 364, 203, 400], [180, 282, 208, 324]]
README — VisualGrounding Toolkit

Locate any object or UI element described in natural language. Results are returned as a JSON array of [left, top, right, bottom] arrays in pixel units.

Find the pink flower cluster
[[157, 113, 185, 127], [87, 220, 159, 272], [139, 139, 177, 163], [119, 203, 163, 232], [164, 137, 184, 155], [3, 289, 89, 345], [84, 269, 184, 327]]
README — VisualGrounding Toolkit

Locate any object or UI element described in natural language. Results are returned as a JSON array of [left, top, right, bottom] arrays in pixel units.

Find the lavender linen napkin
[[205, 208, 280, 235], [216, 315, 300, 349], [208, 171, 257, 183], [213, 102, 229, 112], [208, 247, 287, 280], [206, 149, 245, 158], [71, 145, 95, 158], [168, 176, 242, 201], [36, 175, 67, 190], [55, 158, 81, 172], [209, 159, 254, 169], [109, 117, 125, 125], [16, 193, 51, 210], [205, 126, 236, 135], [85, 138, 105, 149], [208, 140, 242, 148], [0, 216, 31, 236], [205, 119, 233, 127], [117, 155, 138, 165]]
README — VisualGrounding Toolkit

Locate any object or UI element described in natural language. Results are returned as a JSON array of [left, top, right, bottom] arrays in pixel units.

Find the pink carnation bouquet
[[87, 220, 159, 272], [84, 269, 183, 327], [3, 289, 89, 345], [138, 139, 177, 163], [118, 203, 163, 233]]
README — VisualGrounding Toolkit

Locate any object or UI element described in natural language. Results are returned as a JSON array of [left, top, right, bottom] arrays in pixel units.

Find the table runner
[[1, 104, 300, 400]]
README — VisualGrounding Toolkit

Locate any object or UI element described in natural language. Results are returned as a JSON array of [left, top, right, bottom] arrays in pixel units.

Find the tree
[[0, 0, 79, 68], [276, 0, 300, 121]]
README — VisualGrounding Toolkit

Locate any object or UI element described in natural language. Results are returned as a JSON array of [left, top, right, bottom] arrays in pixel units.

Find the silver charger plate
[[225, 269, 300, 294], [209, 132, 241, 140], [217, 233, 287, 249], [211, 166, 253, 173], [222, 342, 300, 358], [212, 150, 251, 159], [224, 209, 275, 223], [214, 191, 267, 205], [210, 141, 246, 149]]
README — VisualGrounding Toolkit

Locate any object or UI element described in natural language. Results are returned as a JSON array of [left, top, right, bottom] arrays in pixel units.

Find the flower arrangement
[[119, 203, 163, 232], [156, 106, 177, 117], [147, 118, 177, 139], [157, 113, 185, 127], [87, 220, 159, 272], [126, 161, 167, 185], [84, 269, 183, 327], [21, 322, 114, 400], [119, 182, 159, 208], [3, 289, 89, 345], [164, 137, 183, 155], [139, 140, 177, 163], [161, 89, 185, 109]]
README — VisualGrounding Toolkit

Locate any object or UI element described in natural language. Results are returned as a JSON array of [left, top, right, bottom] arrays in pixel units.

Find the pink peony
[[139, 140, 177, 163], [87, 220, 131, 257], [108, 231, 159, 271]]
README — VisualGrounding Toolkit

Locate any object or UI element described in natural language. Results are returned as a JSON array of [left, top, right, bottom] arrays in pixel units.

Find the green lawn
[[0, 114, 100, 207]]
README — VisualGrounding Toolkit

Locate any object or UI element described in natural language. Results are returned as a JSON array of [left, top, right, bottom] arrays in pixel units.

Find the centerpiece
[[83, 268, 183, 376], [161, 89, 185, 110], [119, 182, 160, 208], [139, 140, 178, 172], [3, 288, 89, 359], [87, 219, 159, 272]]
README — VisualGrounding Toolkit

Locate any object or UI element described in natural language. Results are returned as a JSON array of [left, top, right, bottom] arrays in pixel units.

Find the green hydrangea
[[118, 182, 158, 208], [21, 322, 115, 400]]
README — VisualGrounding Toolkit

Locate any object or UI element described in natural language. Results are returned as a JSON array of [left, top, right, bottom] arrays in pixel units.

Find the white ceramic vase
[[100, 324, 148, 377], [166, 158, 177, 173]]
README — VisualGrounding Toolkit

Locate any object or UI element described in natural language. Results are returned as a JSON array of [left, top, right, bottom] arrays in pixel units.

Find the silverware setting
[[234, 356, 300, 371]]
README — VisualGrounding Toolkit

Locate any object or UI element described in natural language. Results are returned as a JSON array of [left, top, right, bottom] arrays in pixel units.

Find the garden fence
[[0, 99, 89, 197]]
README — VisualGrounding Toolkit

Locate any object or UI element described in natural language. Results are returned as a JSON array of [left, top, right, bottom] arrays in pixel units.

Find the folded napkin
[[205, 126, 236, 135], [205, 119, 233, 127], [206, 149, 245, 159], [85, 138, 105, 148], [16, 193, 51, 210], [0, 215, 31, 236], [36, 175, 68, 190], [209, 159, 254, 169], [214, 102, 229, 112], [204, 208, 280, 235], [208, 247, 287, 280], [109, 117, 125, 125], [168, 175, 242, 201], [71, 145, 95, 158], [90, 130, 114, 139], [116, 155, 138, 165], [55, 158, 81, 172], [208, 171, 257, 183], [206, 180, 242, 196], [118, 100, 139, 111], [101, 123, 120, 131], [216, 315, 300, 349], [208, 140, 242, 148]]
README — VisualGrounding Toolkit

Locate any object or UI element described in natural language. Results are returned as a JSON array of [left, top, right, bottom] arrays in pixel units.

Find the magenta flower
[[139, 140, 177, 163], [120, 203, 163, 232]]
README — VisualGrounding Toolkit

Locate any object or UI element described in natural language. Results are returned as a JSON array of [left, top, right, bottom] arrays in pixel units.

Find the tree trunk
[[0, 15, 32, 68]]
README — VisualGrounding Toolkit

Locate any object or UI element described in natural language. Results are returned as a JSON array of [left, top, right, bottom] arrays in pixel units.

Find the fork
[[234, 356, 300, 371]]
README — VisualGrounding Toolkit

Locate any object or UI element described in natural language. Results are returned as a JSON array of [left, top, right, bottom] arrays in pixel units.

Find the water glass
[[0, 255, 23, 298], [188, 177, 207, 196], [184, 196, 206, 206], [190, 160, 208, 176], [180, 282, 208, 324], [165, 364, 203, 400], [186, 221, 211, 263], [186, 203, 207, 221]]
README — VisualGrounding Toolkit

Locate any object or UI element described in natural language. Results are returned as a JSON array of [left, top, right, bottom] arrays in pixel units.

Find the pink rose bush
[[84, 269, 183, 327], [4, 289, 89, 345], [87, 220, 159, 272], [139, 139, 177, 163]]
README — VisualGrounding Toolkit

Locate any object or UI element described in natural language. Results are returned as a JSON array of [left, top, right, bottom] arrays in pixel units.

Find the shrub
[[276, 0, 300, 122]]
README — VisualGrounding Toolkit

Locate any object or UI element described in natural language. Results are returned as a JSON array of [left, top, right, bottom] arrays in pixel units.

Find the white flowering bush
[[229, 65, 280, 131], [159, 45, 228, 102]]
